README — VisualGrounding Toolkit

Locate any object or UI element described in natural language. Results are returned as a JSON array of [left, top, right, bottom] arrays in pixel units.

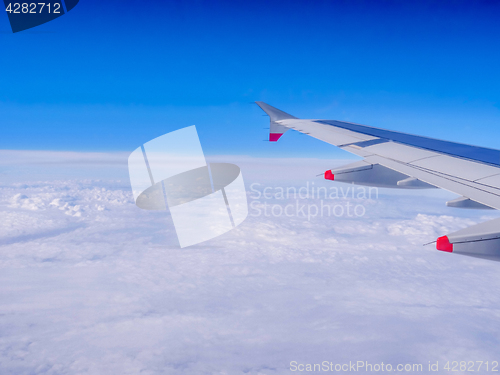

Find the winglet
[[255, 102, 297, 142]]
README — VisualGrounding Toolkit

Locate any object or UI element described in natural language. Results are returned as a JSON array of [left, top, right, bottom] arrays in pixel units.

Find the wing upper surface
[[275, 118, 500, 210]]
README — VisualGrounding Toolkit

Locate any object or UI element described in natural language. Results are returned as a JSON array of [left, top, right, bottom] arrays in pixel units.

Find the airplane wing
[[256, 101, 500, 262]]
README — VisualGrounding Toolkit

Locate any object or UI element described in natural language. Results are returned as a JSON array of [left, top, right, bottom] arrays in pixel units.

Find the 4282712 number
[[5, 3, 61, 14], [444, 361, 499, 372]]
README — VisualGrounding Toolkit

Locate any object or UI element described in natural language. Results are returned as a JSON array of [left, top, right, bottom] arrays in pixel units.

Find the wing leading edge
[[256, 101, 500, 262]]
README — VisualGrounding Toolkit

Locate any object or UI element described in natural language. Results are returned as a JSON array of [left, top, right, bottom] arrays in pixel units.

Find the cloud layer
[[1, 151, 500, 374]]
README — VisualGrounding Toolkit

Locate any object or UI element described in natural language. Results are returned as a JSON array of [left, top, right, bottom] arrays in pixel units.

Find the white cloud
[[0, 151, 500, 374]]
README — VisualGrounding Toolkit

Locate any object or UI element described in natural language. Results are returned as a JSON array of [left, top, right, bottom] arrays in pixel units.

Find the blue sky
[[2, 0, 500, 157]]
